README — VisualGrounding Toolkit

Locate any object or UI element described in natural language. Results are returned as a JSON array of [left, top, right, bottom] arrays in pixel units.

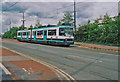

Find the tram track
[[2, 46, 77, 82]]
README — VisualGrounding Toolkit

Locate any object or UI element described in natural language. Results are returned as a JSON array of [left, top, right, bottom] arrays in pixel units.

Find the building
[[95, 16, 116, 24]]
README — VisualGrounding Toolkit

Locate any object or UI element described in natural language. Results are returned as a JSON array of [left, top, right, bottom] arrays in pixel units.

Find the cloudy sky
[[1, 0, 119, 33]]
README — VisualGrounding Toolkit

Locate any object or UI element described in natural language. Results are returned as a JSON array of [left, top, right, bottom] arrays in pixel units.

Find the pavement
[[1, 47, 59, 80], [74, 42, 119, 51]]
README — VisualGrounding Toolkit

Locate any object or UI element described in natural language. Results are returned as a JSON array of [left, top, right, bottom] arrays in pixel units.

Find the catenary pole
[[74, 0, 76, 39], [21, 12, 25, 29]]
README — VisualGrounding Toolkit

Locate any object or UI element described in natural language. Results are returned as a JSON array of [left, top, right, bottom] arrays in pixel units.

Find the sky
[[1, 0, 119, 33]]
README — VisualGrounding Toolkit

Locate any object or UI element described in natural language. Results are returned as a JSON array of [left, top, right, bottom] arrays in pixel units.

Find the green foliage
[[0, 33, 2, 37], [75, 14, 119, 46], [3, 27, 19, 39], [30, 25, 33, 29], [47, 24, 50, 26], [57, 21, 62, 26], [34, 20, 42, 28], [3, 20, 43, 39], [3, 25, 28, 39], [19, 25, 24, 30], [94, 20, 99, 24], [58, 12, 73, 25], [88, 20, 91, 24]]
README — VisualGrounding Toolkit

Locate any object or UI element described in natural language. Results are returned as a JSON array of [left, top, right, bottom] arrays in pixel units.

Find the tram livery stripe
[[18, 37, 73, 42]]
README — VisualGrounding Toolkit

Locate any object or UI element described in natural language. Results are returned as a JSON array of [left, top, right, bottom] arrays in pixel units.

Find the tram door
[[43, 30, 47, 40], [21, 32, 23, 39], [26, 32, 29, 40], [33, 31, 36, 40]]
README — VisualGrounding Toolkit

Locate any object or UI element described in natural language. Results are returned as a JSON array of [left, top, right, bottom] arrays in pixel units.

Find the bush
[[75, 14, 119, 46]]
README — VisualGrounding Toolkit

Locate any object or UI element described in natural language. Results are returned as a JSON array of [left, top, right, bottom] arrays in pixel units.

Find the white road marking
[[99, 60, 103, 62], [22, 68, 27, 72], [28, 68, 34, 74], [0, 63, 11, 75], [22, 68, 31, 74], [68, 55, 94, 61], [100, 52, 117, 56]]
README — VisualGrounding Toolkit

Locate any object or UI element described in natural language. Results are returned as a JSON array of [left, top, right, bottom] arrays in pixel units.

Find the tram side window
[[37, 31, 43, 36], [28, 32, 30, 35], [48, 29, 56, 36], [26, 32, 29, 35], [59, 28, 65, 36], [18, 32, 21, 36], [23, 32, 26, 36]]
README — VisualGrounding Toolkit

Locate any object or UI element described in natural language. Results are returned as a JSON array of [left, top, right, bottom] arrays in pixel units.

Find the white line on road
[[0, 63, 11, 75], [100, 52, 118, 56]]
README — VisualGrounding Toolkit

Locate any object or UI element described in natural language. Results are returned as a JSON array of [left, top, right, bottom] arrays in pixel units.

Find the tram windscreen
[[59, 28, 73, 36]]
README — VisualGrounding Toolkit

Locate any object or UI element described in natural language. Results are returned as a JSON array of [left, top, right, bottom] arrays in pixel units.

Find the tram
[[17, 25, 74, 46]]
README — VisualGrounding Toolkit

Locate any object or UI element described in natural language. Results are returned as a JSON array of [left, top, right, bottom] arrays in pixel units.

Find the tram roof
[[18, 25, 73, 32]]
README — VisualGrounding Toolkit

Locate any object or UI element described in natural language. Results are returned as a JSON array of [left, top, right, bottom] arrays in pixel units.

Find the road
[[0, 65, 13, 81], [1, 39, 119, 80]]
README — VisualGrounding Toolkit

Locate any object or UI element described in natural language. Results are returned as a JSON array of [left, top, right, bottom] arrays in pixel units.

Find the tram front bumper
[[57, 41, 74, 45]]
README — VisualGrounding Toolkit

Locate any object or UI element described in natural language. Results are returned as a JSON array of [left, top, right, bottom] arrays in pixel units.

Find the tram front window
[[59, 28, 73, 37]]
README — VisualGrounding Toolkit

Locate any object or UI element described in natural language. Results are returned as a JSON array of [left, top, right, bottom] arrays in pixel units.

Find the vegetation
[[3, 12, 119, 46], [34, 20, 42, 28], [3, 20, 42, 39], [30, 25, 33, 29], [3, 27, 19, 39], [57, 12, 74, 25], [75, 13, 120, 46], [57, 21, 62, 26], [0, 33, 2, 38]]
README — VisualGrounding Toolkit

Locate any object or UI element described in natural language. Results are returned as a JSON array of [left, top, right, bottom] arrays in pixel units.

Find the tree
[[104, 13, 110, 19], [57, 21, 62, 26], [19, 25, 24, 30], [3, 27, 19, 39], [75, 13, 119, 46], [34, 20, 42, 28], [94, 20, 99, 24], [30, 25, 33, 29], [0, 33, 2, 37], [61, 12, 73, 25], [88, 20, 91, 24], [102, 13, 111, 24]]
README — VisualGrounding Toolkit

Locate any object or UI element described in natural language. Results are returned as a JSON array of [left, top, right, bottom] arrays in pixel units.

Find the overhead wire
[[2, 1, 20, 31], [3, 2, 81, 27], [2, 2, 18, 11], [44, 2, 81, 19], [25, 3, 75, 21]]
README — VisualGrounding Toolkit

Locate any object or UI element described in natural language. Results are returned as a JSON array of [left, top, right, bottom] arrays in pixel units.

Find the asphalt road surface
[[1, 40, 119, 80], [0, 67, 12, 80]]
